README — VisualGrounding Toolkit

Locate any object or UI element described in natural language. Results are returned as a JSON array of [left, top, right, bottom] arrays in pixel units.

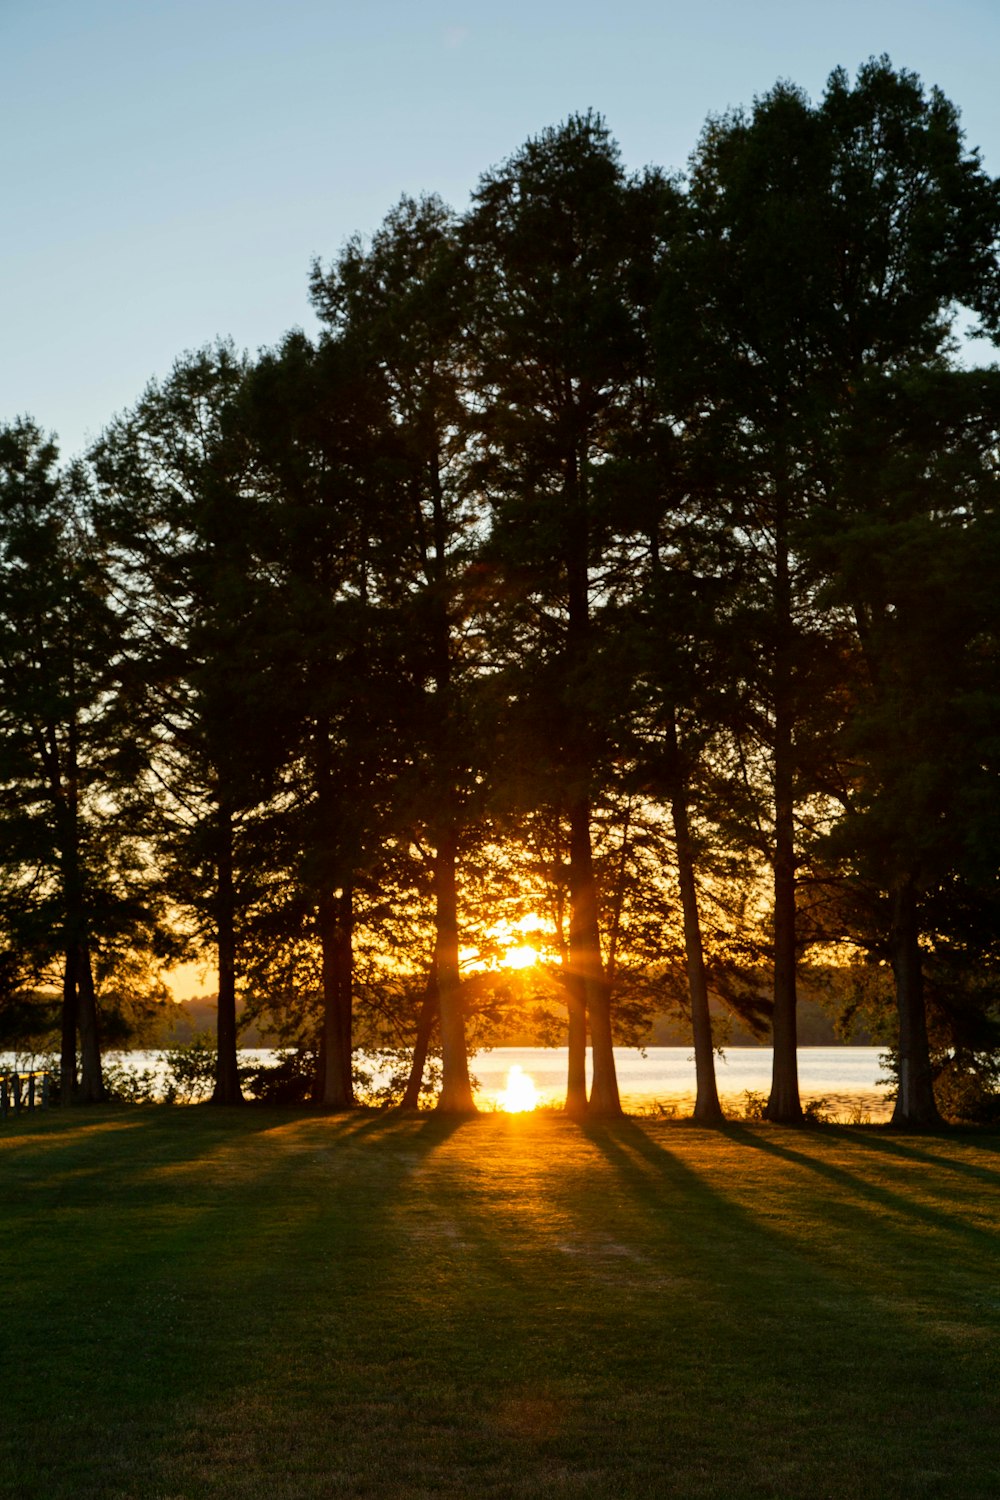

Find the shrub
[[740, 1089, 768, 1121], [102, 1057, 162, 1104], [934, 1053, 1000, 1124], [163, 1033, 217, 1103], [242, 1048, 317, 1104]]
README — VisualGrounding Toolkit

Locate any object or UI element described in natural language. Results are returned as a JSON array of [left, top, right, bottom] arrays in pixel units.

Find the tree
[[311, 195, 484, 1113], [812, 368, 1000, 1125], [465, 113, 669, 1116], [0, 420, 150, 1102], [236, 329, 406, 1109], [657, 58, 1000, 1121], [91, 345, 280, 1106]]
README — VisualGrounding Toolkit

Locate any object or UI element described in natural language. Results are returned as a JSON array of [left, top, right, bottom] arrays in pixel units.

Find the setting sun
[[504, 944, 539, 970], [497, 1064, 539, 1113]]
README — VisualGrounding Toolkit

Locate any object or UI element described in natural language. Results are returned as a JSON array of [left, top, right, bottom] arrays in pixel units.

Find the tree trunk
[[433, 827, 476, 1114], [59, 943, 78, 1107], [57, 723, 82, 1106], [569, 795, 622, 1118], [422, 439, 475, 1115], [889, 878, 941, 1128], [553, 824, 588, 1116], [563, 971, 589, 1118], [77, 940, 105, 1104], [211, 802, 243, 1105], [319, 885, 355, 1110], [766, 485, 803, 1124], [667, 713, 723, 1124], [767, 766, 802, 1122], [336, 885, 354, 1100], [563, 440, 621, 1119], [400, 967, 438, 1111], [551, 817, 587, 1116]]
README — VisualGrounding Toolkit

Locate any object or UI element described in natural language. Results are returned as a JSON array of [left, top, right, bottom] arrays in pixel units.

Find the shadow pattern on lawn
[[2, 1110, 999, 1500]]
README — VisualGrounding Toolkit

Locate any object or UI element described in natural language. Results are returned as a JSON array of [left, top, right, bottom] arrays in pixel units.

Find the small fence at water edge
[[1, 1070, 50, 1119]]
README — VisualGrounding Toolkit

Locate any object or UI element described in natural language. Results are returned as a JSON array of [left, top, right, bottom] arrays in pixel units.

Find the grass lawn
[[1, 1108, 998, 1499]]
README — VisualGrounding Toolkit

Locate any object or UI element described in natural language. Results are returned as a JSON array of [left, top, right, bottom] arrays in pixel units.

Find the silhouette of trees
[[90, 345, 281, 1106], [463, 112, 673, 1117], [311, 194, 484, 1113], [234, 330, 406, 1110], [811, 368, 1000, 1124], [4, 59, 1000, 1124], [0, 420, 161, 1102], [655, 58, 1000, 1122]]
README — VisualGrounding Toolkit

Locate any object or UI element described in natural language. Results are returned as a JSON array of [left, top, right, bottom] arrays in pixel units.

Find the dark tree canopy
[[4, 59, 1000, 1127]]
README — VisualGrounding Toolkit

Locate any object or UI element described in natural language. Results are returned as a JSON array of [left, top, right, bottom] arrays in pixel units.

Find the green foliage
[[880, 1043, 1000, 1124], [0, 418, 170, 1100], [7, 62, 1000, 1117], [739, 1089, 769, 1121], [933, 1054, 1000, 1123], [0, 976, 59, 1049], [101, 1055, 164, 1104], [352, 1046, 445, 1109], [239, 1046, 448, 1109], [240, 1047, 317, 1104], [162, 1033, 218, 1103]]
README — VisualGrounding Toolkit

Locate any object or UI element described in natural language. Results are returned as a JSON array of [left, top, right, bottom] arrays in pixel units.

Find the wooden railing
[[1, 1070, 50, 1118]]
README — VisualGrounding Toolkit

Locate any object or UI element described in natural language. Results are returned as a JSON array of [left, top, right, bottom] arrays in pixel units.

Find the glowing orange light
[[504, 944, 539, 970], [497, 1064, 539, 1113]]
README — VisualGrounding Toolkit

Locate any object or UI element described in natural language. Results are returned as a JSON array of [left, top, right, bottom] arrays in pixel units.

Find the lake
[[470, 1046, 891, 1119], [4, 1044, 892, 1119]]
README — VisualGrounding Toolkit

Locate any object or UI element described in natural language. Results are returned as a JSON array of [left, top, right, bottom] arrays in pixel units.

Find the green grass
[[1, 1108, 998, 1499]]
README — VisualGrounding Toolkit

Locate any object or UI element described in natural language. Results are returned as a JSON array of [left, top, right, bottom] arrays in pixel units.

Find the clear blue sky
[[4, 0, 999, 459]]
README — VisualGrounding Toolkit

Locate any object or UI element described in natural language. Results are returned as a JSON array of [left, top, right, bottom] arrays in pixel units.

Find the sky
[[4, 0, 1000, 460]]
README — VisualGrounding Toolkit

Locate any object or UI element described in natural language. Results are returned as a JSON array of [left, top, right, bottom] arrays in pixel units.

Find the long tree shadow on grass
[[823, 1124, 1000, 1186], [577, 1118, 999, 1479], [7, 1111, 999, 1500], [0, 1108, 466, 1500], [375, 1115, 1000, 1494], [713, 1122, 1000, 1251]]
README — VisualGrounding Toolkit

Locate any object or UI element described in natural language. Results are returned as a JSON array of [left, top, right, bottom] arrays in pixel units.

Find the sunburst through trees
[[2, 59, 1000, 1123]]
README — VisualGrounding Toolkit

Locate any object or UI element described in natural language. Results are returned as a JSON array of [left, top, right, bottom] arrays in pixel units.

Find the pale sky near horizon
[[4, 0, 1000, 461]]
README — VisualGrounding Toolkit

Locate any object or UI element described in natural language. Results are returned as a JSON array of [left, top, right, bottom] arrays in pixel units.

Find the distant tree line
[[3, 58, 1000, 1126]]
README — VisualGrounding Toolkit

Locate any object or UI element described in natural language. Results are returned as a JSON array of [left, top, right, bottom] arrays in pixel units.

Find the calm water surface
[[3, 1044, 892, 1119], [471, 1046, 891, 1119]]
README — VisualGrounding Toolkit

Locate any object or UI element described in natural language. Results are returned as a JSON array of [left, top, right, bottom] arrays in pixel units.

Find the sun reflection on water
[[497, 1065, 539, 1113]]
